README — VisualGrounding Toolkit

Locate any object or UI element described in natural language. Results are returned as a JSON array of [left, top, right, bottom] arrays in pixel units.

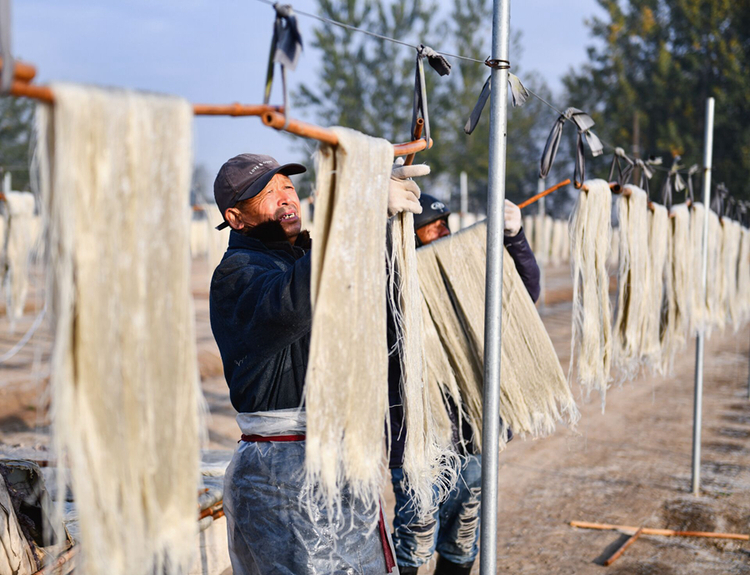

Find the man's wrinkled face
[[225, 174, 302, 242], [416, 218, 451, 246]]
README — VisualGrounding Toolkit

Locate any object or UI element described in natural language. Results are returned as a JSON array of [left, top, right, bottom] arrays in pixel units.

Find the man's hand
[[388, 159, 430, 217], [504, 199, 522, 237]]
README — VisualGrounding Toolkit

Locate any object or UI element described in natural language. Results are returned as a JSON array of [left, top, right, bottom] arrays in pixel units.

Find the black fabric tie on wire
[[539, 107, 603, 184], [739, 201, 749, 227], [264, 3, 303, 128], [634, 158, 654, 194], [411, 45, 451, 145], [0, 0, 13, 93], [711, 183, 727, 217], [686, 164, 698, 205], [464, 72, 529, 135], [608, 147, 635, 188]]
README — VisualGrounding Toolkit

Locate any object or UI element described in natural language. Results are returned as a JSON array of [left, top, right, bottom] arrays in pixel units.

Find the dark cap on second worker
[[213, 153, 306, 230], [414, 193, 451, 230]]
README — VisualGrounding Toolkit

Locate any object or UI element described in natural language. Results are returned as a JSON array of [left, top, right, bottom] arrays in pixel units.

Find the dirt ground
[[1, 259, 749, 574]]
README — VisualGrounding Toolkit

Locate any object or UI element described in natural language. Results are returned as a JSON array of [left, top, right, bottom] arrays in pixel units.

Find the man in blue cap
[[209, 153, 427, 575], [388, 194, 539, 575]]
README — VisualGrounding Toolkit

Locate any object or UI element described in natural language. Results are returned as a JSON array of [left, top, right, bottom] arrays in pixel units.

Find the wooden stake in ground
[[603, 527, 643, 566], [570, 520, 750, 541]]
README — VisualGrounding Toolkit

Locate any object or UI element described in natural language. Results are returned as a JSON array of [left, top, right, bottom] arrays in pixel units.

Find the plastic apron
[[224, 408, 398, 575]]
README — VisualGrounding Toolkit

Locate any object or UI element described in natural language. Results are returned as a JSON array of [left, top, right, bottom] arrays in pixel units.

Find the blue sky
[[15, 0, 604, 181]]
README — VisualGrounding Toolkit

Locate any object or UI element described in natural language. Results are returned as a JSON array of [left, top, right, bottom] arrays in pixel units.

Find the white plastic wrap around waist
[[236, 407, 306, 436]]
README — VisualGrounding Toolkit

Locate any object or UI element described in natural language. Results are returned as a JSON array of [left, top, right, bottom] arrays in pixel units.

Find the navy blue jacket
[[387, 227, 540, 467], [210, 225, 313, 413]]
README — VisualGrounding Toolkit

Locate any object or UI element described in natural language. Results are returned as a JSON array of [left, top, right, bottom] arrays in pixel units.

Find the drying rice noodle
[[738, 227, 750, 325], [705, 208, 723, 332], [305, 127, 392, 516], [569, 179, 613, 404], [389, 211, 457, 516], [550, 219, 566, 266], [612, 185, 650, 379], [37, 83, 201, 575], [2, 191, 36, 328], [689, 203, 708, 334], [722, 218, 742, 330], [641, 203, 669, 373], [662, 203, 692, 372], [418, 221, 578, 448]]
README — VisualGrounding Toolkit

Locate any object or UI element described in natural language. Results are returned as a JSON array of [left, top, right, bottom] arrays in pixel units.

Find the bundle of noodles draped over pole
[[36, 83, 202, 575], [705, 208, 723, 332], [1, 191, 36, 328], [612, 185, 650, 379], [418, 221, 578, 449], [569, 179, 613, 404], [305, 127, 393, 515], [306, 127, 455, 519], [690, 202, 708, 334], [662, 203, 693, 372], [642, 202, 669, 373], [722, 218, 742, 330], [738, 227, 750, 324]]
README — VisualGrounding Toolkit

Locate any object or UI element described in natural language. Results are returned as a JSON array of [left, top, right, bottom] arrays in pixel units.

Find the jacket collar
[[227, 221, 311, 258]]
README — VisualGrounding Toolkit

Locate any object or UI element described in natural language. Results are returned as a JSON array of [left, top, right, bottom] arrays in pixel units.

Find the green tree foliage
[[295, 0, 559, 214], [0, 97, 34, 191], [563, 0, 750, 200]]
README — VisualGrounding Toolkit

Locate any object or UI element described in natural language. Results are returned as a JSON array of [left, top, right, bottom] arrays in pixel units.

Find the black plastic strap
[[411, 48, 430, 145], [263, 3, 303, 126]]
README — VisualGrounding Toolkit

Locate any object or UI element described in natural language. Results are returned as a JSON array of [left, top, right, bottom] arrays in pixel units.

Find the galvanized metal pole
[[480, 0, 511, 572], [460, 170, 468, 230], [537, 178, 546, 311], [691, 97, 715, 496]]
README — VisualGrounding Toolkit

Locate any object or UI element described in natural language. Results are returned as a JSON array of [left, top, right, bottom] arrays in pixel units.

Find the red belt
[[240, 434, 306, 443]]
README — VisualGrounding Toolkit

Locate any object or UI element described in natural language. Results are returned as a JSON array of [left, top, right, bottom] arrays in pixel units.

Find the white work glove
[[504, 199, 522, 237], [388, 158, 430, 217]]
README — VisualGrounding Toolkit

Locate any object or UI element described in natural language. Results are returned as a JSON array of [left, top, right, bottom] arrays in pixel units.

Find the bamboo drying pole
[[517, 178, 571, 210], [4, 70, 433, 156], [576, 180, 622, 194], [479, 0, 511, 572], [402, 118, 425, 166], [0, 58, 36, 82]]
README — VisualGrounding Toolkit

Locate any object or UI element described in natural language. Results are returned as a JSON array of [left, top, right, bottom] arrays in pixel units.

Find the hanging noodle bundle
[[738, 227, 750, 325], [389, 211, 456, 515], [2, 191, 36, 328], [569, 179, 613, 403], [662, 203, 693, 372], [534, 214, 553, 264], [204, 203, 230, 279], [612, 185, 650, 379], [550, 219, 566, 266], [608, 227, 620, 269], [642, 202, 669, 373], [420, 293, 463, 451], [305, 127, 393, 513], [690, 203, 707, 333], [561, 219, 570, 263], [418, 221, 578, 448], [523, 214, 534, 247], [722, 218, 742, 330], [705, 208, 723, 332], [36, 84, 201, 575]]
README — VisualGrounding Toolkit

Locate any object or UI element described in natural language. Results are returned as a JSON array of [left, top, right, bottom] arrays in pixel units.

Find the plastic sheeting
[[224, 409, 397, 575]]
